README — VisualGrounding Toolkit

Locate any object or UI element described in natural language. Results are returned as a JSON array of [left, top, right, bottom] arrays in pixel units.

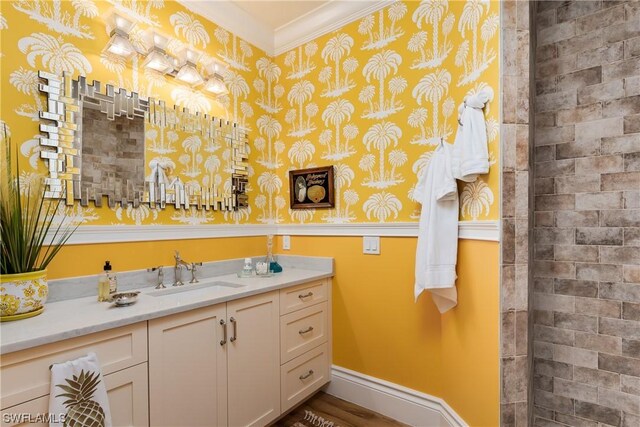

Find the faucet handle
[[147, 266, 165, 289], [189, 262, 202, 283], [174, 250, 181, 261]]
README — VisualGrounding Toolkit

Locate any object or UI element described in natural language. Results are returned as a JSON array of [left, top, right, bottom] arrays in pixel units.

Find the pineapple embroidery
[[55, 370, 106, 427]]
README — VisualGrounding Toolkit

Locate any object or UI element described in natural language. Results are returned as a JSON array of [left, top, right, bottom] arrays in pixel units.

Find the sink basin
[[148, 281, 244, 297]]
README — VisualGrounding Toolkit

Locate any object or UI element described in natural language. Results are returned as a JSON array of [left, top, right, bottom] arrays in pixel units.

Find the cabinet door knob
[[220, 319, 227, 346], [299, 370, 314, 380], [298, 292, 313, 299], [230, 317, 237, 342], [298, 326, 314, 335]]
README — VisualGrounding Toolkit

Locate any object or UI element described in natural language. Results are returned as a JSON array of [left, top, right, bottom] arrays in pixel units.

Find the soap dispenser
[[104, 261, 118, 295]]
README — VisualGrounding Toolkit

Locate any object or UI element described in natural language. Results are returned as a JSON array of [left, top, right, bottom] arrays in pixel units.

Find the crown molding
[[177, 0, 395, 57], [60, 221, 499, 245], [176, 0, 274, 54], [273, 0, 396, 56]]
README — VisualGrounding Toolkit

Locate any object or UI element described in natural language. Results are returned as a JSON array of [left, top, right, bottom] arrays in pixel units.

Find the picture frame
[[289, 166, 335, 209]]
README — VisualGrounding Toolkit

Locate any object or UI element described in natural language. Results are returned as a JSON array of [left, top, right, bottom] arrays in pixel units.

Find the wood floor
[[272, 392, 409, 427]]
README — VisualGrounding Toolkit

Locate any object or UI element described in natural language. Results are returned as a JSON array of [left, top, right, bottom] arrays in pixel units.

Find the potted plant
[[1, 125, 77, 321]]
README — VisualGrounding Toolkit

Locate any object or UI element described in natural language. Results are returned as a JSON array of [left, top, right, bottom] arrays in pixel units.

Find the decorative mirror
[[37, 71, 248, 211]]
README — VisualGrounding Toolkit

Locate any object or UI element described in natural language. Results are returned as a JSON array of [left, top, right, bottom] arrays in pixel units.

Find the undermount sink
[[148, 281, 244, 297]]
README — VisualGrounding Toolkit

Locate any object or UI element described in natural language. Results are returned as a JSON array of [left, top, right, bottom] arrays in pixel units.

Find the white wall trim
[[63, 224, 277, 245], [176, 0, 274, 54], [60, 221, 499, 245], [273, 0, 395, 56], [278, 221, 499, 241], [325, 365, 467, 427]]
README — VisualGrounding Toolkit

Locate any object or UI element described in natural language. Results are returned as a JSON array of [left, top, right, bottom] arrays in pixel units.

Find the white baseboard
[[325, 365, 467, 427]]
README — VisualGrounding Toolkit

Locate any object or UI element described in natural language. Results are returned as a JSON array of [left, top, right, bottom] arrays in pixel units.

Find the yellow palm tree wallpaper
[[0, 0, 500, 226]]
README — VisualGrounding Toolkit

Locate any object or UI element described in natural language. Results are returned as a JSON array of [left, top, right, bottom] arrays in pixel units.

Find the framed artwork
[[289, 166, 335, 209]]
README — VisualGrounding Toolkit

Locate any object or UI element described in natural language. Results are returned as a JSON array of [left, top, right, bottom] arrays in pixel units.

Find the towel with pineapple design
[[49, 352, 112, 427]]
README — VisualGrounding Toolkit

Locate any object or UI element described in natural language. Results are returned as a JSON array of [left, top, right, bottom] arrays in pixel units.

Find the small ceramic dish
[[110, 291, 140, 307]]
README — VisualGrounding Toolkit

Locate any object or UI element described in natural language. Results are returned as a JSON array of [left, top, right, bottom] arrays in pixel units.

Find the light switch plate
[[282, 235, 291, 250], [363, 236, 380, 255]]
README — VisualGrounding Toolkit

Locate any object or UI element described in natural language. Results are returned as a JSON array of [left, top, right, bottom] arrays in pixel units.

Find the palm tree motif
[[358, 154, 376, 183], [18, 32, 91, 75], [319, 129, 333, 157], [290, 208, 315, 224], [182, 136, 203, 177], [288, 140, 315, 168], [363, 192, 402, 222], [342, 189, 359, 222], [10, 67, 42, 120], [287, 80, 315, 137], [171, 87, 211, 114], [457, 0, 496, 86], [256, 57, 282, 113], [412, 69, 451, 145], [359, 3, 407, 51], [257, 115, 282, 169], [408, 107, 428, 145], [362, 122, 402, 188], [411, 0, 452, 69], [455, 40, 470, 77], [0, 13, 7, 30], [224, 70, 249, 123], [143, 67, 166, 98], [358, 85, 375, 113], [320, 33, 355, 97], [461, 180, 494, 220], [170, 11, 209, 48], [361, 50, 403, 119], [20, 135, 43, 169], [285, 42, 318, 79], [12, 0, 95, 39], [274, 141, 285, 168], [214, 27, 252, 71], [171, 206, 214, 225], [239, 101, 254, 131], [388, 149, 408, 182], [322, 164, 354, 224], [100, 0, 162, 27], [257, 171, 283, 224], [204, 154, 221, 187], [224, 205, 251, 224], [321, 99, 355, 160], [342, 124, 359, 158], [115, 203, 158, 225]]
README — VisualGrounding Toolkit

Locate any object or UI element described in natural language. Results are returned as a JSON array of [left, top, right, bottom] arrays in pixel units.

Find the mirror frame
[[37, 71, 249, 211]]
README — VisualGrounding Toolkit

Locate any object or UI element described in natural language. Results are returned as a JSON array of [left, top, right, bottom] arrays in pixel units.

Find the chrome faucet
[[173, 251, 192, 286], [190, 262, 203, 283], [147, 266, 165, 289]]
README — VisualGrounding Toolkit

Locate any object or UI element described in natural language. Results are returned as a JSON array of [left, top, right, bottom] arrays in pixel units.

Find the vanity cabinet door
[[148, 304, 228, 427], [226, 291, 280, 427]]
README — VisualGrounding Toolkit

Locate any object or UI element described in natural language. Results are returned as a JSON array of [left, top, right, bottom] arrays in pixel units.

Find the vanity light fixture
[[175, 49, 204, 86], [204, 61, 228, 95], [104, 13, 136, 58], [143, 31, 174, 74]]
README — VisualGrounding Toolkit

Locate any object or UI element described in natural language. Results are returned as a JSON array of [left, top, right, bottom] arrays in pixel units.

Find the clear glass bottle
[[98, 263, 111, 302]]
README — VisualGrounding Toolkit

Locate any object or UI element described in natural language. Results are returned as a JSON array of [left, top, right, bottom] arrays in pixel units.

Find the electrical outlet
[[363, 236, 380, 255], [282, 235, 291, 250]]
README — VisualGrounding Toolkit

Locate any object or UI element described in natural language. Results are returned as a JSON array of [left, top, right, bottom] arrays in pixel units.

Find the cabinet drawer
[[0, 322, 147, 410], [280, 343, 329, 413], [280, 302, 327, 363], [280, 280, 327, 315]]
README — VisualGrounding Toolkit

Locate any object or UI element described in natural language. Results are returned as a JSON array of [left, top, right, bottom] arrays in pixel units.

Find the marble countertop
[[1, 263, 333, 354]]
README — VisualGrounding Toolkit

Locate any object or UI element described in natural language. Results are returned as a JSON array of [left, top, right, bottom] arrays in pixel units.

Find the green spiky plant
[[0, 124, 77, 275]]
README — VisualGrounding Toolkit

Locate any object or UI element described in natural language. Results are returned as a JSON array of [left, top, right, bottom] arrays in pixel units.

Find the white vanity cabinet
[[0, 276, 332, 427], [148, 291, 280, 427], [0, 323, 149, 427]]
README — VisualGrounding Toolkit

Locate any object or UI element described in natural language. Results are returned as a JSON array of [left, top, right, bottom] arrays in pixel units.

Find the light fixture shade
[[176, 62, 204, 86], [105, 30, 136, 57], [143, 48, 173, 73], [204, 74, 228, 95]]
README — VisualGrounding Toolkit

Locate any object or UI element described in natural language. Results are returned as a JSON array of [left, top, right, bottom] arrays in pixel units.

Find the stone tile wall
[[533, 1, 640, 426], [502, 1, 534, 426]]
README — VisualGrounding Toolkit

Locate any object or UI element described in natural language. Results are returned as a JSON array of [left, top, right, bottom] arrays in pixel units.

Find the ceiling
[[231, 1, 331, 31]]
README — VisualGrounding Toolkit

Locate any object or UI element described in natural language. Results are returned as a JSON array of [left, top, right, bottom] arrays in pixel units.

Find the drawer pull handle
[[299, 326, 314, 335], [298, 292, 313, 299], [220, 319, 227, 346], [299, 370, 314, 380], [230, 317, 237, 342]]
